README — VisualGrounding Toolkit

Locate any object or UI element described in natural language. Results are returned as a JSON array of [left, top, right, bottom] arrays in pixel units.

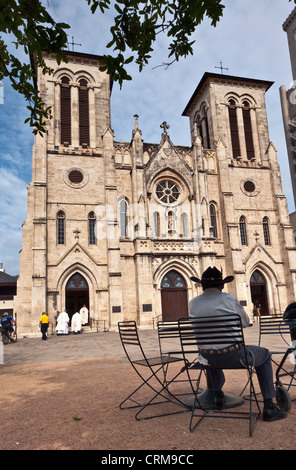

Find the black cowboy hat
[[190, 266, 234, 287]]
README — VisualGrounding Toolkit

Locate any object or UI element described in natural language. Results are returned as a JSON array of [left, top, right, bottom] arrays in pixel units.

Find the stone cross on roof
[[160, 121, 170, 135]]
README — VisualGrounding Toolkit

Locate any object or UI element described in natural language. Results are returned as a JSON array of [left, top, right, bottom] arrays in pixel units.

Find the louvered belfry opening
[[60, 76, 71, 145], [228, 99, 241, 158], [79, 79, 90, 146], [242, 101, 255, 160]]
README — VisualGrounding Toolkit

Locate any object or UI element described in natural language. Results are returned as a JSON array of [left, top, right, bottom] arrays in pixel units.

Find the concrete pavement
[[0, 322, 291, 369]]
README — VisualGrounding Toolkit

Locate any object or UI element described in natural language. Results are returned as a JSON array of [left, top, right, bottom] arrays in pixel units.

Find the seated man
[[1, 312, 16, 342], [189, 266, 287, 422]]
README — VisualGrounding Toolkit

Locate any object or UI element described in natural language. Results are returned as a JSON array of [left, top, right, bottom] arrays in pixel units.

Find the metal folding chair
[[157, 320, 205, 397], [118, 321, 190, 420], [259, 315, 296, 396], [178, 315, 261, 436], [259, 315, 291, 359]]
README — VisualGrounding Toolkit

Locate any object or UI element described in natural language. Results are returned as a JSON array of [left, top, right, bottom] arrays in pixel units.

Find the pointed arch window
[[88, 211, 96, 245], [228, 99, 240, 158], [210, 204, 217, 238], [120, 199, 128, 238], [60, 76, 71, 145], [161, 270, 187, 288], [263, 216, 271, 246], [182, 213, 189, 238], [153, 211, 160, 238], [79, 79, 90, 146], [242, 101, 255, 160], [239, 216, 247, 246], [196, 112, 211, 149], [57, 211, 65, 245]]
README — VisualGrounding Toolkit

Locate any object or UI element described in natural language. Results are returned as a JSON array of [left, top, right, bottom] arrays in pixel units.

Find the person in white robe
[[56, 310, 69, 335], [79, 305, 88, 325], [71, 311, 82, 334]]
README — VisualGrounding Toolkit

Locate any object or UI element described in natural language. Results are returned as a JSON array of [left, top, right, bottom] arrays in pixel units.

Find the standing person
[[253, 300, 261, 322], [1, 312, 16, 342], [55, 310, 69, 335], [39, 312, 49, 340], [71, 311, 82, 334], [189, 266, 287, 422], [79, 304, 88, 325], [54, 311, 60, 327]]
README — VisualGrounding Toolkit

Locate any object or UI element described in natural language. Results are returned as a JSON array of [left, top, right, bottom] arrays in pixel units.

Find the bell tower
[[15, 51, 113, 334]]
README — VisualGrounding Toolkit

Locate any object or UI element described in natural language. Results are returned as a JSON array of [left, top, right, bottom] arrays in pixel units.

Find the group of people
[[39, 305, 89, 339]]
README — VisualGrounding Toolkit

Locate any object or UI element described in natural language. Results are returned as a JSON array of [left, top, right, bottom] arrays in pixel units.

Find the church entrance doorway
[[161, 270, 188, 321], [65, 272, 89, 325], [250, 269, 269, 316]]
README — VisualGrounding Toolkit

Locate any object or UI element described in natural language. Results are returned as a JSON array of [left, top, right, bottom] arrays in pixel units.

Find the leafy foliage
[[0, 0, 69, 134]]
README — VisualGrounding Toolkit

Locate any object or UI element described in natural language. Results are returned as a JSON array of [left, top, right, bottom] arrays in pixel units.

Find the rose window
[[156, 180, 180, 204]]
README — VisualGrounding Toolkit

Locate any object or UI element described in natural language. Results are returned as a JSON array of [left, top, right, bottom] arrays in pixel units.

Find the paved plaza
[[0, 322, 295, 452]]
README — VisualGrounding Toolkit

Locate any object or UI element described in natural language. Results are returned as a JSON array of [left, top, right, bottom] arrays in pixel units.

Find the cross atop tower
[[215, 61, 228, 75], [67, 36, 82, 52]]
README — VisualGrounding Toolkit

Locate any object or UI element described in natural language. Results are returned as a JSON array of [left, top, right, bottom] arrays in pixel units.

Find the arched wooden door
[[161, 270, 188, 321], [66, 272, 89, 324], [250, 269, 269, 316]]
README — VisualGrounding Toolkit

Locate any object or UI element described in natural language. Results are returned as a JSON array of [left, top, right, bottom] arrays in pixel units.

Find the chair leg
[[134, 367, 192, 420], [188, 369, 261, 436], [119, 365, 168, 410]]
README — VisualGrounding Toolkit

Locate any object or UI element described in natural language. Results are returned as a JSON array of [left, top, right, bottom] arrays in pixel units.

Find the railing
[[90, 319, 109, 332], [152, 314, 162, 329]]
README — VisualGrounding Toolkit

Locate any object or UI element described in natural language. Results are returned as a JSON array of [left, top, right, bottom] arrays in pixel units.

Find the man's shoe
[[214, 391, 225, 409], [263, 405, 287, 422]]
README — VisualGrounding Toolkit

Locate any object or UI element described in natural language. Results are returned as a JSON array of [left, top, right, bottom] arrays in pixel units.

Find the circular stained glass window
[[69, 170, 84, 184], [156, 180, 180, 204], [243, 180, 256, 193]]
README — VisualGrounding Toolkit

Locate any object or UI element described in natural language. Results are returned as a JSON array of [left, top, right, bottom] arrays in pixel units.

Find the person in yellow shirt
[[39, 312, 49, 340]]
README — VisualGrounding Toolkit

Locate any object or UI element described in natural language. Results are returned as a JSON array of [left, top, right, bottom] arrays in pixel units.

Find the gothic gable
[[145, 127, 193, 190]]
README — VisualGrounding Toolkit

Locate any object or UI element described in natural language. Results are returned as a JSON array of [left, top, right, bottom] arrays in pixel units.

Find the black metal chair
[[118, 321, 190, 420], [259, 315, 296, 395], [258, 315, 291, 357], [178, 315, 261, 436], [157, 320, 205, 396]]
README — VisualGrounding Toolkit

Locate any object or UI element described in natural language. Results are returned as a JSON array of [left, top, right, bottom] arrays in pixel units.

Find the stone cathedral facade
[[15, 50, 296, 335]]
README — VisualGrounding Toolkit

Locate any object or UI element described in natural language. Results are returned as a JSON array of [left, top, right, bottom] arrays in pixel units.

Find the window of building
[[68, 170, 84, 184], [228, 99, 240, 158], [156, 180, 180, 204], [153, 211, 160, 237], [210, 204, 217, 238], [242, 101, 255, 159], [196, 113, 211, 149], [263, 216, 271, 246], [119, 199, 128, 237], [79, 79, 90, 146], [60, 76, 71, 145], [182, 212, 188, 238], [57, 211, 65, 245], [161, 270, 186, 288], [88, 211, 96, 245], [239, 216, 247, 245]]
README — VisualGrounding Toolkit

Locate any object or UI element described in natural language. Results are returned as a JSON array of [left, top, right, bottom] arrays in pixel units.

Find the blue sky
[[0, 0, 295, 275]]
